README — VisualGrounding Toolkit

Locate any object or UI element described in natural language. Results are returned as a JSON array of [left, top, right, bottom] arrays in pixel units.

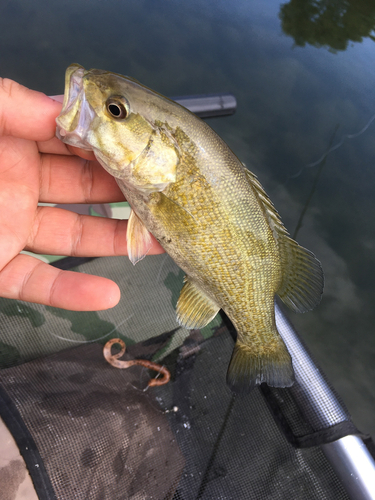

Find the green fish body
[[56, 64, 324, 392]]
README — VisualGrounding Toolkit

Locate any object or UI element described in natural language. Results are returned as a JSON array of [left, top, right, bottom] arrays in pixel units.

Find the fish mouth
[[55, 64, 95, 151], [55, 64, 147, 179], [56, 64, 171, 186]]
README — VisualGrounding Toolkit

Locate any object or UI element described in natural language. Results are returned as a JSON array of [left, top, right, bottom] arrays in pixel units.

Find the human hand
[[0, 79, 164, 311]]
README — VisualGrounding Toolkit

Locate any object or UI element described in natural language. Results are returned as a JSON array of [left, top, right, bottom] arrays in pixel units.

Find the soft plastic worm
[[103, 338, 171, 386]]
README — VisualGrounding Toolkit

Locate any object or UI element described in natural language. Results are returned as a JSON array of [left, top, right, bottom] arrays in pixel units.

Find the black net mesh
[[0, 255, 356, 499]]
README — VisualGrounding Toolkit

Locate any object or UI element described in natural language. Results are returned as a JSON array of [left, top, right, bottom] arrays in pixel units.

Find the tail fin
[[226, 340, 294, 393]]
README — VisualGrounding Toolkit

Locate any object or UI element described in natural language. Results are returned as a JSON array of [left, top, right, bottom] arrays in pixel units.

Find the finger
[[39, 154, 125, 203], [26, 206, 165, 257], [68, 145, 96, 161], [38, 136, 98, 162], [0, 135, 40, 270], [0, 78, 61, 141], [0, 253, 121, 310], [37, 136, 74, 156]]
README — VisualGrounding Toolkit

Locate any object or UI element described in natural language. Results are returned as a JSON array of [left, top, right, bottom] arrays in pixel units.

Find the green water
[[1, 0, 375, 437]]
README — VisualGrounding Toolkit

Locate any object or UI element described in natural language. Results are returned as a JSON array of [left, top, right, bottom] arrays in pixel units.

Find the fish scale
[[56, 64, 324, 392]]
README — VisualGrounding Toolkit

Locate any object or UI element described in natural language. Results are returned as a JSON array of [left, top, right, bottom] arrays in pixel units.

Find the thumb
[[0, 78, 62, 141]]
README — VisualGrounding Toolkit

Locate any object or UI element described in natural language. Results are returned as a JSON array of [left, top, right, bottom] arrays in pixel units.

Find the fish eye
[[106, 96, 129, 119]]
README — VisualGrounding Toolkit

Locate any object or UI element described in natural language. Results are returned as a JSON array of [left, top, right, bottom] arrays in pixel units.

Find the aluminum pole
[[275, 302, 375, 500]]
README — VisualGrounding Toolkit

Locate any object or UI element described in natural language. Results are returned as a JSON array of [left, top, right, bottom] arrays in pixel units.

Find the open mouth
[[55, 64, 163, 182], [55, 64, 95, 151]]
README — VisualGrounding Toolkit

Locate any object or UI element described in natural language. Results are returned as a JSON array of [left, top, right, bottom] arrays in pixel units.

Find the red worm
[[103, 338, 171, 386]]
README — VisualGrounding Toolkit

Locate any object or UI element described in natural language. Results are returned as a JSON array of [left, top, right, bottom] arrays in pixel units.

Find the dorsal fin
[[244, 169, 288, 238], [176, 276, 220, 329], [244, 168, 324, 313], [277, 237, 324, 313]]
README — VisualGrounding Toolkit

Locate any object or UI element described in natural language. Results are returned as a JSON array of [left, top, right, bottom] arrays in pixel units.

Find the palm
[[0, 136, 39, 261], [0, 79, 163, 310]]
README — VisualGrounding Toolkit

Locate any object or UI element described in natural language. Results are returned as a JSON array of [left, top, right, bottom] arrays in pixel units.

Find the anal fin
[[176, 277, 220, 329], [127, 210, 152, 265]]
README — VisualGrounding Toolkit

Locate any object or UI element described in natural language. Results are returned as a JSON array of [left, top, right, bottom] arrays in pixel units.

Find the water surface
[[1, 0, 375, 437]]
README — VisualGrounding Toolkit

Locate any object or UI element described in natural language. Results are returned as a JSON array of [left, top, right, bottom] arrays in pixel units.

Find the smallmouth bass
[[56, 64, 324, 392]]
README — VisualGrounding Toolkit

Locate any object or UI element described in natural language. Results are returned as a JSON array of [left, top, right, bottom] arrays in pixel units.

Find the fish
[[56, 64, 324, 392]]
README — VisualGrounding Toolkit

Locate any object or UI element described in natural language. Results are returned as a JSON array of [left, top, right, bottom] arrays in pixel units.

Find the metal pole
[[275, 302, 375, 500], [321, 436, 375, 500], [173, 93, 237, 118]]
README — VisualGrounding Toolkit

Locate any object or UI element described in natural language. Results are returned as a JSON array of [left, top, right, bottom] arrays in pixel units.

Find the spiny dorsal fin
[[127, 210, 152, 265], [244, 168, 324, 313], [176, 276, 220, 329], [244, 169, 288, 237]]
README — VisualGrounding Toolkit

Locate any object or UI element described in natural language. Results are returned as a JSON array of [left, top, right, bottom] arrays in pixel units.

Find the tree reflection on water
[[279, 0, 375, 51]]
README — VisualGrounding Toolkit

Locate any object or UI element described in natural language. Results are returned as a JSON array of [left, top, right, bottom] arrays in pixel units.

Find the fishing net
[[0, 253, 366, 499]]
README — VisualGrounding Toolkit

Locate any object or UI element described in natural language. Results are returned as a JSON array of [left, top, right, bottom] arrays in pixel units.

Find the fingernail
[[49, 95, 64, 103]]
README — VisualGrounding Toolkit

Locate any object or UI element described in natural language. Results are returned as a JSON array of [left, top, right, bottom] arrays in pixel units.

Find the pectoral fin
[[176, 277, 220, 329], [126, 210, 152, 265]]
